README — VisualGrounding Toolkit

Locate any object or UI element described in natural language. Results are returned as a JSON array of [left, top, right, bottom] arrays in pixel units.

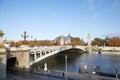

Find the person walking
[[62, 72, 64, 77]]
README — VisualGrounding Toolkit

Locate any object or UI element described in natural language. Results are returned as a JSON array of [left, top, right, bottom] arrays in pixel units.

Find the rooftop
[[55, 34, 73, 41]]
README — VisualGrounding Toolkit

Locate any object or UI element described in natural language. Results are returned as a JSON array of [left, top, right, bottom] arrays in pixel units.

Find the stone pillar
[[0, 30, 4, 45], [15, 50, 30, 69], [34, 52, 36, 61], [44, 50, 46, 55], [12, 45, 31, 69], [87, 33, 91, 53], [87, 33, 91, 47], [0, 54, 6, 80], [0, 29, 6, 79], [60, 35, 64, 46], [40, 52, 42, 57]]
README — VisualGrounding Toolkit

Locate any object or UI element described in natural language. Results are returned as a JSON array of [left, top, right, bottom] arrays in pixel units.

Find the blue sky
[[0, 0, 120, 42]]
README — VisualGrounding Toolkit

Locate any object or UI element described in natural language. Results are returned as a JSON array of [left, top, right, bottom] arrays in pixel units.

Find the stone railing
[[0, 48, 6, 53], [10, 45, 31, 51]]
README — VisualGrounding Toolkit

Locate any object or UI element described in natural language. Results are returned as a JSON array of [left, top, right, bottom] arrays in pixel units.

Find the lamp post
[[65, 55, 68, 80], [116, 65, 118, 80], [113, 54, 119, 80], [34, 38, 37, 47], [21, 31, 29, 45]]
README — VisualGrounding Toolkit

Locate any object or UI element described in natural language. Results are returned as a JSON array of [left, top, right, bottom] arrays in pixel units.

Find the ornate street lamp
[[116, 65, 118, 80], [21, 31, 29, 45], [65, 55, 68, 80], [35, 38, 37, 46]]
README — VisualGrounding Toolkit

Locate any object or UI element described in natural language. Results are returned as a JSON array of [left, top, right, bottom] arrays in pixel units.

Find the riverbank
[[92, 51, 120, 54], [7, 68, 117, 80]]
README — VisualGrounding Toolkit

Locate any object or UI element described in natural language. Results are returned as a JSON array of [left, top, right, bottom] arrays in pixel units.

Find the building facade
[[55, 33, 73, 46]]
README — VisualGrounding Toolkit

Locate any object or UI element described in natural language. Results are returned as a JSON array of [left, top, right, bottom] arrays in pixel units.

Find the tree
[[36, 40, 43, 46], [92, 38, 104, 46], [108, 37, 120, 46], [54, 41, 60, 46], [46, 40, 54, 46], [16, 40, 24, 46], [71, 37, 85, 46], [28, 40, 35, 47], [10, 41, 16, 47]]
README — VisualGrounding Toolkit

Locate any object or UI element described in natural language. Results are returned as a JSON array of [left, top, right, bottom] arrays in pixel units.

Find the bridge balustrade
[[29, 46, 62, 65], [29, 46, 87, 65], [36, 51, 41, 59]]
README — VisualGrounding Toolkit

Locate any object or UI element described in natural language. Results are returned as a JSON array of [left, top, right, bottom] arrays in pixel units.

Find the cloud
[[89, 4, 96, 10], [103, 0, 120, 11], [87, 0, 96, 10], [112, 1, 120, 9], [92, 14, 99, 17]]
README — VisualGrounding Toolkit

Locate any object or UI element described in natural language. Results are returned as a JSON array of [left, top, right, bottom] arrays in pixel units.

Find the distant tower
[[68, 31, 71, 37], [67, 31, 72, 45], [60, 35, 64, 46], [87, 33, 91, 47], [0, 29, 4, 45], [104, 36, 109, 46], [87, 33, 91, 53]]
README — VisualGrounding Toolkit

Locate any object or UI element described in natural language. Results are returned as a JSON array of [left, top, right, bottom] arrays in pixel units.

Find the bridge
[[5, 45, 86, 69], [1, 44, 120, 80], [30, 45, 120, 66], [29, 46, 86, 65], [2, 45, 120, 69]]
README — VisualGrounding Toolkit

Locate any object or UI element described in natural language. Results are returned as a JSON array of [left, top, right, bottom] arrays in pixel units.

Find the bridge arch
[[58, 47, 86, 53], [7, 57, 17, 69], [29, 46, 87, 65]]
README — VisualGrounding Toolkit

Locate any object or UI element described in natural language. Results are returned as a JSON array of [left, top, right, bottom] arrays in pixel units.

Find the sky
[[0, 0, 120, 42]]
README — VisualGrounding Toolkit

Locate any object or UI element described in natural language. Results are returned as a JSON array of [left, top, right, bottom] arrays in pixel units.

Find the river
[[31, 51, 120, 74]]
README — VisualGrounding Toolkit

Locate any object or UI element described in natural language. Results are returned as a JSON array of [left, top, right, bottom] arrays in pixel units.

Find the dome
[[0, 29, 4, 35]]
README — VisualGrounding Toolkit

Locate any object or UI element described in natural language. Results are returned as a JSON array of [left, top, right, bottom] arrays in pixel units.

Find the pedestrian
[[22, 66, 26, 73], [62, 72, 64, 77], [79, 67, 81, 73]]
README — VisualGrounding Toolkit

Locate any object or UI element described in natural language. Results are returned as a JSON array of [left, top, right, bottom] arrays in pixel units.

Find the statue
[[44, 62, 48, 71]]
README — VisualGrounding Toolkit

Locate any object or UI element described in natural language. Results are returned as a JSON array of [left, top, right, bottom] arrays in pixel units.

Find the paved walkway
[[7, 69, 119, 80]]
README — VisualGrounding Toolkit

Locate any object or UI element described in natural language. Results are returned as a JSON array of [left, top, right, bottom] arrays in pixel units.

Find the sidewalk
[[7, 69, 118, 80]]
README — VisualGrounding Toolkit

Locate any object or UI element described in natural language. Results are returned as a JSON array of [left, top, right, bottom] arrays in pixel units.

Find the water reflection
[[31, 52, 120, 74]]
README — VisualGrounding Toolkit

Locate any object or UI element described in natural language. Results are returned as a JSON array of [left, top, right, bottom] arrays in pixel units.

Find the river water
[[31, 51, 120, 74]]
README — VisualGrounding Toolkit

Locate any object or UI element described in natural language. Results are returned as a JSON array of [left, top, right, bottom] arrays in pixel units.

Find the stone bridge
[[1, 45, 120, 72], [6, 45, 86, 69], [4, 45, 120, 69]]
